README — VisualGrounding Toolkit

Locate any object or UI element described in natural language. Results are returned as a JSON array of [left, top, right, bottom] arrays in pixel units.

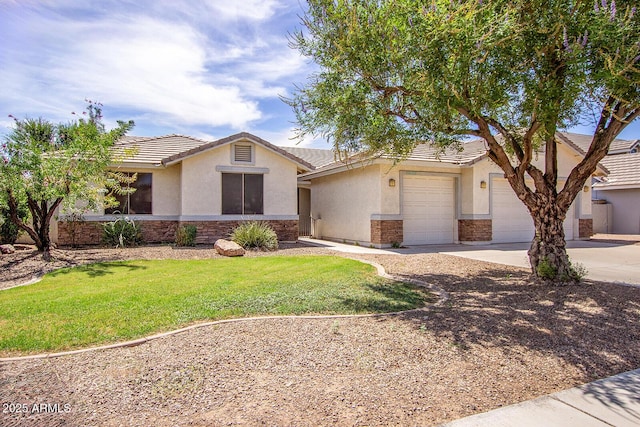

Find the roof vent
[[234, 144, 252, 163]]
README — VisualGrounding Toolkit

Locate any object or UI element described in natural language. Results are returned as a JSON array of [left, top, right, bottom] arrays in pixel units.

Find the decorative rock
[[214, 239, 245, 257], [0, 244, 16, 254]]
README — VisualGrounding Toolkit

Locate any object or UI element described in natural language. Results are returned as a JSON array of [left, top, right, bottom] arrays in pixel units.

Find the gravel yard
[[1, 243, 639, 426]]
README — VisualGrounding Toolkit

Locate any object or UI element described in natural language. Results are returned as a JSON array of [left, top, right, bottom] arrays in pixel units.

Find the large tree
[[0, 102, 134, 258], [289, 0, 640, 282]]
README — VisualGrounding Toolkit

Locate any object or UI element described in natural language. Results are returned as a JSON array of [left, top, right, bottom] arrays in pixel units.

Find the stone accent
[[140, 221, 178, 243], [458, 219, 492, 242], [58, 221, 104, 246], [0, 244, 16, 254], [370, 220, 403, 245], [180, 220, 299, 245], [58, 219, 299, 246], [579, 218, 593, 239], [214, 239, 245, 257]]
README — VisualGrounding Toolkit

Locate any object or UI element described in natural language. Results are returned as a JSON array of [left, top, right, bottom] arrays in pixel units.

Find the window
[[105, 173, 152, 214], [222, 173, 263, 214]]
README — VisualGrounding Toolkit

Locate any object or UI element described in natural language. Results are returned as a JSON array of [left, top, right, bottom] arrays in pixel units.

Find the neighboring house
[[589, 138, 640, 234], [298, 132, 604, 247], [56, 133, 314, 246]]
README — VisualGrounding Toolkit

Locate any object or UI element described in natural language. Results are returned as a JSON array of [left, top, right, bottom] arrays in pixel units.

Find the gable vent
[[234, 144, 252, 163]]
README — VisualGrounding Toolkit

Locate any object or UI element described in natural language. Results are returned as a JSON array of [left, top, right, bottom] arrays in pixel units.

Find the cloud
[[0, 1, 305, 129]]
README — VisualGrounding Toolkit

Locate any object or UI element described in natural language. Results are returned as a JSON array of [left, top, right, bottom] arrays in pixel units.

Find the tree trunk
[[527, 202, 578, 284]]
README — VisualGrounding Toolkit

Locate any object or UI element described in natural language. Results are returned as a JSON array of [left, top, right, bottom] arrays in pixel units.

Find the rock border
[[0, 259, 448, 363]]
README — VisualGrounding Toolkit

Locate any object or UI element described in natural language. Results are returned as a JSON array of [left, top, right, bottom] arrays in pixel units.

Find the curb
[[0, 259, 449, 363]]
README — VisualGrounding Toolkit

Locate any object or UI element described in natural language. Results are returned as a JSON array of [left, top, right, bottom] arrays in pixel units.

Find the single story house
[[51, 131, 606, 247], [589, 137, 640, 234], [298, 132, 605, 247], [57, 133, 316, 246]]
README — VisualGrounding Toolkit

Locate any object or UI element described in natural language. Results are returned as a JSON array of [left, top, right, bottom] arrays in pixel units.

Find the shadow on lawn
[[385, 265, 640, 406], [47, 261, 148, 278]]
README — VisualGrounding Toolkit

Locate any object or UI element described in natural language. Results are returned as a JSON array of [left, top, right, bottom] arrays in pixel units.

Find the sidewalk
[[440, 368, 640, 427]]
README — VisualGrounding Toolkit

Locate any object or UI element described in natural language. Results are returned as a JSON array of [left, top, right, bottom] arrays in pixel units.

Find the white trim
[[370, 214, 402, 220], [216, 165, 270, 174], [593, 183, 640, 191], [66, 215, 299, 222], [179, 215, 299, 221], [74, 215, 180, 221]]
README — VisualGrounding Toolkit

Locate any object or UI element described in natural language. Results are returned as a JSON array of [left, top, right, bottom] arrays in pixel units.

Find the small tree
[[289, 0, 640, 283], [0, 102, 134, 258]]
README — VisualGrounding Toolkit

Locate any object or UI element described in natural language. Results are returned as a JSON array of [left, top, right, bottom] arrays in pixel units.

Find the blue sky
[[0, 0, 638, 149]]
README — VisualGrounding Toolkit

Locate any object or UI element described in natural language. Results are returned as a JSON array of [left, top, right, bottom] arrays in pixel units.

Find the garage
[[492, 179, 575, 243], [402, 174, 456, 245]]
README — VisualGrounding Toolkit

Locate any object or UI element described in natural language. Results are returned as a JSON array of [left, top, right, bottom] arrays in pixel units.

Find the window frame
[[221, 172, 264, 215], [105, 172, 153, 215]]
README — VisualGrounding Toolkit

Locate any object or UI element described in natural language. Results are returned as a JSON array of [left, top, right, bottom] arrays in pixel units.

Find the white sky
[[0, 0, 638, 149]]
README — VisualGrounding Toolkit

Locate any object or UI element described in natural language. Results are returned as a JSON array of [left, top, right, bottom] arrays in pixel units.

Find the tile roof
[[557, 132, 639, 155], [113, 132, 314, 170], [113, 135, 210, 165], [402, 139, 489, 164], [593, 152, 640, 189], [279, 146, 337, 168]]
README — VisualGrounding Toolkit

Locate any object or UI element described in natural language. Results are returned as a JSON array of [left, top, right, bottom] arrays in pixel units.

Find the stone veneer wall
[[58, 219, 299, 246], [579, 218, 593, 239], [180, 220, 298, 244], [57, 221, 103, 246], [458, 219, 492, 242], [370, 220, 403, 245]]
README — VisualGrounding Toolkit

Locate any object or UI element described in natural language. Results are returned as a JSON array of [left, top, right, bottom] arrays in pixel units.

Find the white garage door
[[402, 175, 455, 245], [492, 179, 575, 243]]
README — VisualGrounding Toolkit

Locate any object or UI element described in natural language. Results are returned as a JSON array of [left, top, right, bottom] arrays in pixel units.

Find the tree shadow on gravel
[[390, 266, 640, 389]]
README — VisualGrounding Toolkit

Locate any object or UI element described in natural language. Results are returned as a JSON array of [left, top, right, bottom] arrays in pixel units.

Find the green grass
[[0, 256, 432, 356]]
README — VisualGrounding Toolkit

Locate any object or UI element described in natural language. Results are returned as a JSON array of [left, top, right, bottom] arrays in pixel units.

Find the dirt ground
[[1, 244, 639, 426]]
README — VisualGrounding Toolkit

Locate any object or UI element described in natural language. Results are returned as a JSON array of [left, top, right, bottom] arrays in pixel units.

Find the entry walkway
[[440, 368, 640, 427]]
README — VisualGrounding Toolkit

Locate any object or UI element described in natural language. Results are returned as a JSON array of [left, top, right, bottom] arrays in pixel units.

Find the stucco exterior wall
[[180, 142, 298, 217], [311, 164, 382, 243], [593, 189, 640, 234], [152, 164, 181, 215]]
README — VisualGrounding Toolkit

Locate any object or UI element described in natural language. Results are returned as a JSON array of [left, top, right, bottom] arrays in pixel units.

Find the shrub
[[231, 221, 278, 251], [0, 205, 29, 244], [536, 257, 557, 280], [176, 224, 197, 247], [102, 216, 142, 248]]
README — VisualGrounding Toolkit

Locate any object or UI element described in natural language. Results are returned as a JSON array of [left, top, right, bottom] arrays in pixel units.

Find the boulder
[[0, 244, 16, 254], [214, 239, 245, 257]]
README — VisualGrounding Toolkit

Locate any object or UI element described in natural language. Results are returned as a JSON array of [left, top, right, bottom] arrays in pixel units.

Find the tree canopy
[[289, 0, 640, 282], [0, 102, 134, 255]]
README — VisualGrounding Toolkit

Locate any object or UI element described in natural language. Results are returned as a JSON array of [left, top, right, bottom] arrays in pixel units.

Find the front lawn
[[0, 255, 432, 355]]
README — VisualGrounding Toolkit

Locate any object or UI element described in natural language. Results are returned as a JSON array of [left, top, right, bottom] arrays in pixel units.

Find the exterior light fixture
[[480, 180, 487, 189], [583, 185, 589, 192], [388, 178, 396, 187]]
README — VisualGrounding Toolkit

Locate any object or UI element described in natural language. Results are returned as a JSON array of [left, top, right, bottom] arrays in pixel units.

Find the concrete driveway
[[396, 239, 640, 286], [301, 236, 640, 286]]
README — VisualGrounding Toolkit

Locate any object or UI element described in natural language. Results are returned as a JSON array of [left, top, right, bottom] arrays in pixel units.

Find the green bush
[[176, 224, 197, 247], [231, 221, 278, 251], [536, 257, 557, 280], [0, 205, 29, 244], [102, 216, 142, 248]]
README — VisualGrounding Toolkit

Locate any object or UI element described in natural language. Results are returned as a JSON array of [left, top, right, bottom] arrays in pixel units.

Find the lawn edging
[[0, 259, 449, 363]]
